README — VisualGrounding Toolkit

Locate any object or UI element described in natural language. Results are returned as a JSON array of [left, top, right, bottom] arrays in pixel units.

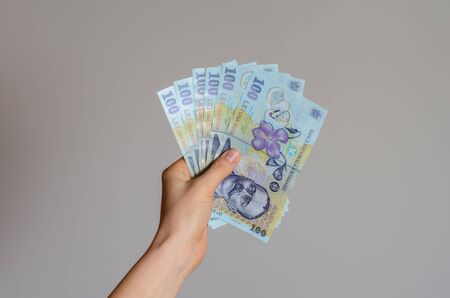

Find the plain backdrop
[[1, 0, 449, 297]]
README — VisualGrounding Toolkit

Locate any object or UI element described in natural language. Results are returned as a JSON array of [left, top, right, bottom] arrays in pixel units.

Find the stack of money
[[157, 60, 327, 242]]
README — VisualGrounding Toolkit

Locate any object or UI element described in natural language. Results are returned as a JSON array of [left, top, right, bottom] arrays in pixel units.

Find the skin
[[109, 148, 240, 298]]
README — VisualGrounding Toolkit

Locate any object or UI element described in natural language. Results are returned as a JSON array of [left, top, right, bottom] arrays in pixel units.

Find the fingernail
[[225, 148, 239, 162]]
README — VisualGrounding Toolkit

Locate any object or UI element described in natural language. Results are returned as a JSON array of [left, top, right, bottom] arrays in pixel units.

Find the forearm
[[109, 234, 192, 298]]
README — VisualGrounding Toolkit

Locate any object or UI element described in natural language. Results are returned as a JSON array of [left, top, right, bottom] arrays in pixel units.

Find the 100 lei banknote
[[157, 86, 198, 176], [209, 63, 278, 162], [210, 70, 327, 242]]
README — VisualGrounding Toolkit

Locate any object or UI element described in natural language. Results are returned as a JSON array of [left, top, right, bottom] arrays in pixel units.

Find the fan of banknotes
[[157, 60, 327, 242]]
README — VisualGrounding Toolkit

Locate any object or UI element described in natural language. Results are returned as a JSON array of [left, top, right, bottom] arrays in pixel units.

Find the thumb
[[193, 148, 240, 194]]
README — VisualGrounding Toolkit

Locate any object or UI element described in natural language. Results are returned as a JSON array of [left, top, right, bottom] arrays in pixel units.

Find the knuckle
[[161, 167, 172, 181]]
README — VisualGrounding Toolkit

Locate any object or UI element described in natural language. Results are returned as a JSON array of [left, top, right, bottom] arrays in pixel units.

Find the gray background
[[1, 0, 449, 297]]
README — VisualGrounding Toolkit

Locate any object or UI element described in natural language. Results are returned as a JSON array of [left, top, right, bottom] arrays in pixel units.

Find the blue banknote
[[210, 70, 326, 241], [173, 77, 201, 173], [204, 66, 221, 165], [157, 86, 197, 176], [192, 68, 207, 170]]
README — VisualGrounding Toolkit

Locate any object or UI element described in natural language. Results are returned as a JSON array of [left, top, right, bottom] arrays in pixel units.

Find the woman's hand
[[110, 149, 240, 298], [155, 148, 240, 272]]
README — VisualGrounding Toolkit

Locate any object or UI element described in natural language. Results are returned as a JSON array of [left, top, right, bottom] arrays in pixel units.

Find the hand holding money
[[156, 149, 240, 270], [110, 150, 240, 298], [158, 60, 327, 242]]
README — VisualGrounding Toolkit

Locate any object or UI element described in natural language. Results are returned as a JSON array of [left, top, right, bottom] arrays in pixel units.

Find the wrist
[[109, 231, 193, 298], [149, 229, 196, 277]]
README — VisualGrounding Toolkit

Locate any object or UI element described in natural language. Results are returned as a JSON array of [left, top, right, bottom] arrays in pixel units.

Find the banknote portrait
[[214, 173, 270, 220]]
